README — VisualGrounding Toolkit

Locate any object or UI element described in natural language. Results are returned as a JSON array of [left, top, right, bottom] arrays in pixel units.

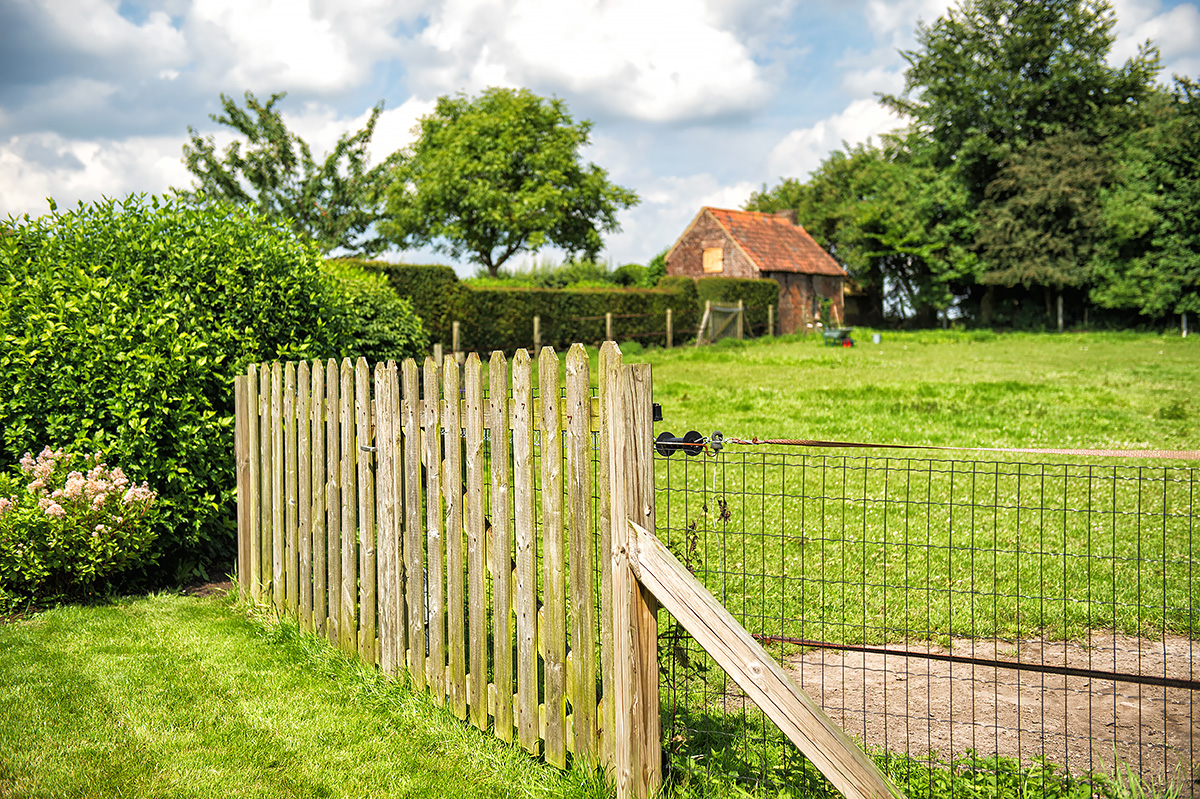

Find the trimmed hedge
[[352, 260, 780, 351]]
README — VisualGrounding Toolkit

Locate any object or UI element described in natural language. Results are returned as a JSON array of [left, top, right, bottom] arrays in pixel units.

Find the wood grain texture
[[511, 349, 539, 755], [539, 347, 566, 769], [247, 365, 261, 601], [339, 358, 357, 655], [596, 342, 619, 771], [311, 361, 327, 637], [325, 359, 341, 647], [297, 361, 312, 632], [235, 375, 252, 598], [402, 359, 425, 690], [488, 351, 513, 743], [565, 344, 596, 761], [259, 365, 272, 603], [356, 358, 376, 666], [444, 354, 467, 720], [271, 362, 284, 612], [629, 521, 904, 799], [285, 362, 298, 615], [424, 357, 445, 705], [465, 354, 488, 729], [375, 362, 399, 676]]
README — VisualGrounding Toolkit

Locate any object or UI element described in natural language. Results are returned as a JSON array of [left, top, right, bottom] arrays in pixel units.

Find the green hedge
[[696, 276, 780, 335], [350, 261, 780, 351]]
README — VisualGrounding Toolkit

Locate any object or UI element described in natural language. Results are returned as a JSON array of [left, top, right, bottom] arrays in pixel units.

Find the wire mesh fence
[[655, 448, 1199, 797]]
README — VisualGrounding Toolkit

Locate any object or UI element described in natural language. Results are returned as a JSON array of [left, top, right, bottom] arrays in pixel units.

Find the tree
[[181, 91, 398, 257], [1091, 79, 1200, 318], [748, 139, 976, 323], [382, 88, 638, 276], [880, 0, 1159, 200]]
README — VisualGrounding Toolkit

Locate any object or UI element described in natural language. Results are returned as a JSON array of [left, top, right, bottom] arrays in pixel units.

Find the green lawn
[[0, 592, 606, 799]]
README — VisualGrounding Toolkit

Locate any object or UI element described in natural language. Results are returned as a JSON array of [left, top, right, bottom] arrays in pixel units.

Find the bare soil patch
[[182, 579, 233, 598], [723, 632, 1198, 794]]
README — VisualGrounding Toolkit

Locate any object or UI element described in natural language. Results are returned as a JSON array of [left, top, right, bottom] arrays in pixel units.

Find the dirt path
[[760, 632, 1198, 794]]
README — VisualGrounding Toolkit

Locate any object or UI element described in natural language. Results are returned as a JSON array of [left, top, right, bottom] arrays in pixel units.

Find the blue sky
[[2, 0, 1198, 276]]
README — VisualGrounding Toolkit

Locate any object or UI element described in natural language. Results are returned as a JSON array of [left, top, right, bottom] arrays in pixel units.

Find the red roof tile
[[706, 207, 846, 277]]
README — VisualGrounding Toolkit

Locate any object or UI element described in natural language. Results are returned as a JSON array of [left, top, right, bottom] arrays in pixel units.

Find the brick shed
[[664, 207, 847, 334]]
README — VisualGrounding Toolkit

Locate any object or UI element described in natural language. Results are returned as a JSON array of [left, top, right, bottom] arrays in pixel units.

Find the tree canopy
[[382, 88, 638, 276], [181, 91, 398, 257], [755, 0, 1194, 327]]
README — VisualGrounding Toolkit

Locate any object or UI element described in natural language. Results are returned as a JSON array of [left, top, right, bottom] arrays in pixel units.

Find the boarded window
[[702, 247, 723, 273]]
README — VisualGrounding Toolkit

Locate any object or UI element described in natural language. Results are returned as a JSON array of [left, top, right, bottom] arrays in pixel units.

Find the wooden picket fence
[[233, 342, 661, 797]]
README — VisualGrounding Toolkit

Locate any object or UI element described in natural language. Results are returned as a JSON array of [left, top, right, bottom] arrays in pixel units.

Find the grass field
[[0, 591, 605, 799]]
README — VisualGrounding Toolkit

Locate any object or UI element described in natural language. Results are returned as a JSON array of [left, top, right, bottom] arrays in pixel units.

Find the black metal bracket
[[655, 430, 705, 457]]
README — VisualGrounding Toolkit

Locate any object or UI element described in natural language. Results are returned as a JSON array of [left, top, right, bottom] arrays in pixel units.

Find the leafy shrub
[[0, 195, 348, 582], [353, 261, 465, 347], [0, 447, 158, 607], [322, 260, 429, 362]]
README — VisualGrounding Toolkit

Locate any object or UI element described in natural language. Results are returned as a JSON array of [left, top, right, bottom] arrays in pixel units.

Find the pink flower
[[63, 472, 84, 499], [0, 497, 13, 515], [38, 496, 52, 510], [111, 467, 128, 488], [91, 494, 107, 510], [27, 478, 45, 494], [45, 502, 65, 518], [19, 452, 35, 474], [122, 484, 156, 505]]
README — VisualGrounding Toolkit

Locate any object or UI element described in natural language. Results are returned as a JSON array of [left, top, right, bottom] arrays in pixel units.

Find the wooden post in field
[[1057, 294, 1064, 332], [235, 375, 252, 598], [665, 308, 673, 348], [736, 299, 744, 340], [695, 300, 712, 347], [768, 304, 774, 337], [606, 312, 613, 342], [452, 321, 461, 357], [1183, 313, 1189, 338], [533, 315, 541, 352], [433, 342, 443, 367], [604, 351, 660, 798]]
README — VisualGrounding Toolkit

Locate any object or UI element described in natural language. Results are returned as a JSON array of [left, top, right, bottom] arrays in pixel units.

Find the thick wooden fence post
[[604, 350, 660, 799], [768, 304, 774, 337], [665, 309, 673, 349], [736, 299, 744, 340]]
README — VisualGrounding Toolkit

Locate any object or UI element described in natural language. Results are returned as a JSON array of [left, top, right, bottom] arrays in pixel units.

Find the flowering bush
[[0, 446, 158, 606]]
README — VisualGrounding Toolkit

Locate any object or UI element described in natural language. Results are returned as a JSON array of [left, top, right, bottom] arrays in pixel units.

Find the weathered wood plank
[[235, 375, 252, 599], [444, 354, 467, 720], [596, 341, 618, 770], [539, 347, 566, 769], [258, 365, 271, 603], [565, 343, 596, 761], [340, 358, 357, 655], [356, 358, 376, 666], [622, 363, 659, 797], [402, 359, 425, 690], [297, 361, 312, 631], [271, 362, 284, 612], [389, 362, 407, 668], [488, 351, 513, 742], [375, 362, 399, 675], [285, 362, 298, 615], [247, 365, 261, 601], [325, 359, 341, 646], [630, 521, 905, 799], [311, 360, 327, 637], [424, 357, 445, 705], [511, 349, 539, 755]]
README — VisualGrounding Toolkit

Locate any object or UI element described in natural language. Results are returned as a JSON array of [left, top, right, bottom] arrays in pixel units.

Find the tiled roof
[[707, 207, 846, 277]]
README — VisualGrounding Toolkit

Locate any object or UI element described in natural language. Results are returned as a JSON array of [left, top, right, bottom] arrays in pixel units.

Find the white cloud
[[283, 97, 435, 162], [40, 1, 189, 70], [1110, 0, 1200, 79], [0, 133, 192, 219], [767, 98, 902, 181], [412, 0, 773, 122]]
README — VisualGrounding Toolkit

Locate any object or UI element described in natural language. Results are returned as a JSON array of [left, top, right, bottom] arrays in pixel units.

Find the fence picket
[[565, 344, 596, 760], [375, 362, 399, 675], [340, 358, 357, 655], [489, 352, 513, 742], [464, 355, 487, 728], [247, 365, 261, 600], [444, 355, 467, 719], [285, 362, 298, 615], [512, 349, 539, 755], [597, 341, 618, 767], [402, 359, 425, 690], [356, 358, 376, 666], [298, 361, 312, 631], [539, 347, 567, 768], [259, 365, 273, 604], [389, 362, 407, 668], [311, 360, 327, 637], [424, 358, 445, 705], [325, 359, 341, 646], [235, 376, 252, 598], [271, 362, 284, 611]]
